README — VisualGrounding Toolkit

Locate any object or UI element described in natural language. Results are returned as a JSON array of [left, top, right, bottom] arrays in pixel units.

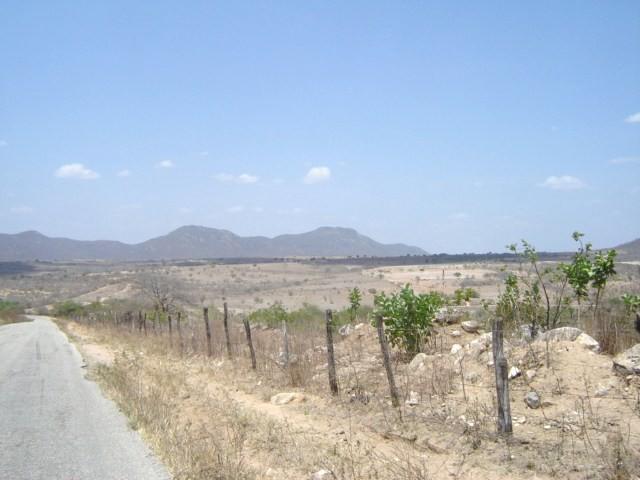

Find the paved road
[[0, 316, 170, 480]]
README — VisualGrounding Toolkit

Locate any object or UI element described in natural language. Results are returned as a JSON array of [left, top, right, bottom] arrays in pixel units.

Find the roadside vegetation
[[0, 299, 25, 325]]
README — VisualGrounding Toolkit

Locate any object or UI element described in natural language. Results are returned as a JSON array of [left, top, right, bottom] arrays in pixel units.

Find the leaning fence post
[[177, 311, 183, 354], [282, 320, 290, 368], [243, 316, 257, 370], [203, 307, 213, 357], [325, 309, 339, 395], [375, 314, 400, 408], [492, 318, 513, 434], [223, 302, 232, 358]]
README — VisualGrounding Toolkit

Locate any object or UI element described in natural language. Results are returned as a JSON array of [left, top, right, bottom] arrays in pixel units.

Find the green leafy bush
[[53, 300, 86, 317], [373, 284, 443, 355]]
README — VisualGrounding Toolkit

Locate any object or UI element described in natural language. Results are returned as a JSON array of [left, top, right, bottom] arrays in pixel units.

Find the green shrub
[[54, 300, 86, 317], [373, 284, 443, 355]]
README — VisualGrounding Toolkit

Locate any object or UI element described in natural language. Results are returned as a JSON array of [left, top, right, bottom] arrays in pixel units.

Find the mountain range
[[0, 226, 427, 261]]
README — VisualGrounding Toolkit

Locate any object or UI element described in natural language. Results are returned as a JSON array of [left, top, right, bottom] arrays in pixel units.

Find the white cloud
[[55, 163, 100, 180], [303, 166, 331, 184], [609, 156, 640, 165], [157, 160, 174, 168], [227, 205, 245, 213], [449, 212, 469, 220], [0, 140, 7, 147], [213, 173, 259, 184], [625, 112, 640, 123], [10, 205, 34, 214], [539, 175, 586, 191], [237, 173, 258, 184], [117, 169, 131, 177]]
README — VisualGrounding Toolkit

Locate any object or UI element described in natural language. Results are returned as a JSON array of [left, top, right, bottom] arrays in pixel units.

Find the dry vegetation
[[4, 258, 640, 479]]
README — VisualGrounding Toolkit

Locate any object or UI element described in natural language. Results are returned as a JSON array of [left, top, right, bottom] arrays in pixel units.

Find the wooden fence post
[[282, 320, 289, 368], [243, 317, 257, 370], [168, 314, 173, 347], [325, 309, 339, 395], [375, 314, 400, 408], [223, 302, 232, 358], [203, 307, 213, 357], [177, 311, 183, 354], [143, 312, 147, 335], [492, 318, 513, 435]]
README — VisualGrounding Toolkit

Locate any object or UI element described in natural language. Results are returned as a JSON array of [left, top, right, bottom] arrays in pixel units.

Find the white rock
[[409, 352, 428, 370], [537, 327, 583, 343], [406, 391, 420, 406], [450, 344, 463, 355], [525, 369, 537, 381], [613, 344, 640, 376], [339, 324, 353, 336], [595, 385, 609, 397], [576, 332, 600, 352], [525, 391, 540, 409], [450, 330, 462, 337], [508, 366, 521, 380], [311, 469, 333, 480], [461, 320, 480, 333]]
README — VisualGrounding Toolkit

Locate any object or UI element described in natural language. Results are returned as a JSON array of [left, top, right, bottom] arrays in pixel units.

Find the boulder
[[613, 344, 640, 376], [450, 344, 463, 356], [461, 320, 480, 333], [409, 352, 428, 371], [575, 332, 600, 352], [311, 469, 333, 480], [467, 333, 492, 358], [450, 330, 462, 338], [537, 327, 583, 343], [338, 324, 353, 337], [509, 366, 521, 380], [525, 391, 540, 409]]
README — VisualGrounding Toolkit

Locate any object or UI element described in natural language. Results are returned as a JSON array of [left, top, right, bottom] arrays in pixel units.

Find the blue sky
[[1, 1, 639, 253]]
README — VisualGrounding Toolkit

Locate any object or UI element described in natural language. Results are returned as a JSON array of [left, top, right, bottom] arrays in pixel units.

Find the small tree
[[591, 249, 617, 320], [562, 232, 593, 324], [348, 287, 362, 322], [373, 284, 443, 355]]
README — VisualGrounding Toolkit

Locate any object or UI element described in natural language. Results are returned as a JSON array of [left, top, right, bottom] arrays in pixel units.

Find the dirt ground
[[63, 314, 640, 480]]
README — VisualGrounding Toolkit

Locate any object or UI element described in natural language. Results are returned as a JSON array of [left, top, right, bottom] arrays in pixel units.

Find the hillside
[[615, 238, 640, 260], [0, 226, 426, 261]]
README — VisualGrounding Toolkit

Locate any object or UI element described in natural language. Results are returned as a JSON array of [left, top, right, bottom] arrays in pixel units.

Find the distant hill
[[0, 226, 426, 261], [614, 238, 640, 260]]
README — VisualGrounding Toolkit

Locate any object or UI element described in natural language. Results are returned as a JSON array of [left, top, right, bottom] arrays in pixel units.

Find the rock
[[311, 469, 333, 480], [450, 344, 463, 355], [594, 385, 609, 397], [270, 392, 305, 405], [338, 324, 353, 337], [525, 391, 540, 409], [468, 332, 492, 358], [409, 352, 428, 370], [576, 332, 600, 352], [525, 369, 537, 381], [464, 372, 480, 384], [405, 391, 420, 406], [520, 324, 534, 341], [450, 330, 462, 338], [461, 320, 480, 333], [354, 323, 364, 330], [276, 351, 298, 367], [537, 327, 583, 343], [509, 366, 521, 380], [613, 344, 640, 376]]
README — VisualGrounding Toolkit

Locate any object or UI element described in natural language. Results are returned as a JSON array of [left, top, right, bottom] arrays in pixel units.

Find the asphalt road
[[0, 316, 170, 480]]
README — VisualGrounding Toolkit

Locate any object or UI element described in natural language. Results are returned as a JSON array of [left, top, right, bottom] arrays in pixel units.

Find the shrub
[[373, 284, 443, 355], [53, 300, 86, 317]]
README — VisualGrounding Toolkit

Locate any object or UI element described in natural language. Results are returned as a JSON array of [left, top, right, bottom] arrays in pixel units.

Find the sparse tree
[[348, 287, 362, 322]]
